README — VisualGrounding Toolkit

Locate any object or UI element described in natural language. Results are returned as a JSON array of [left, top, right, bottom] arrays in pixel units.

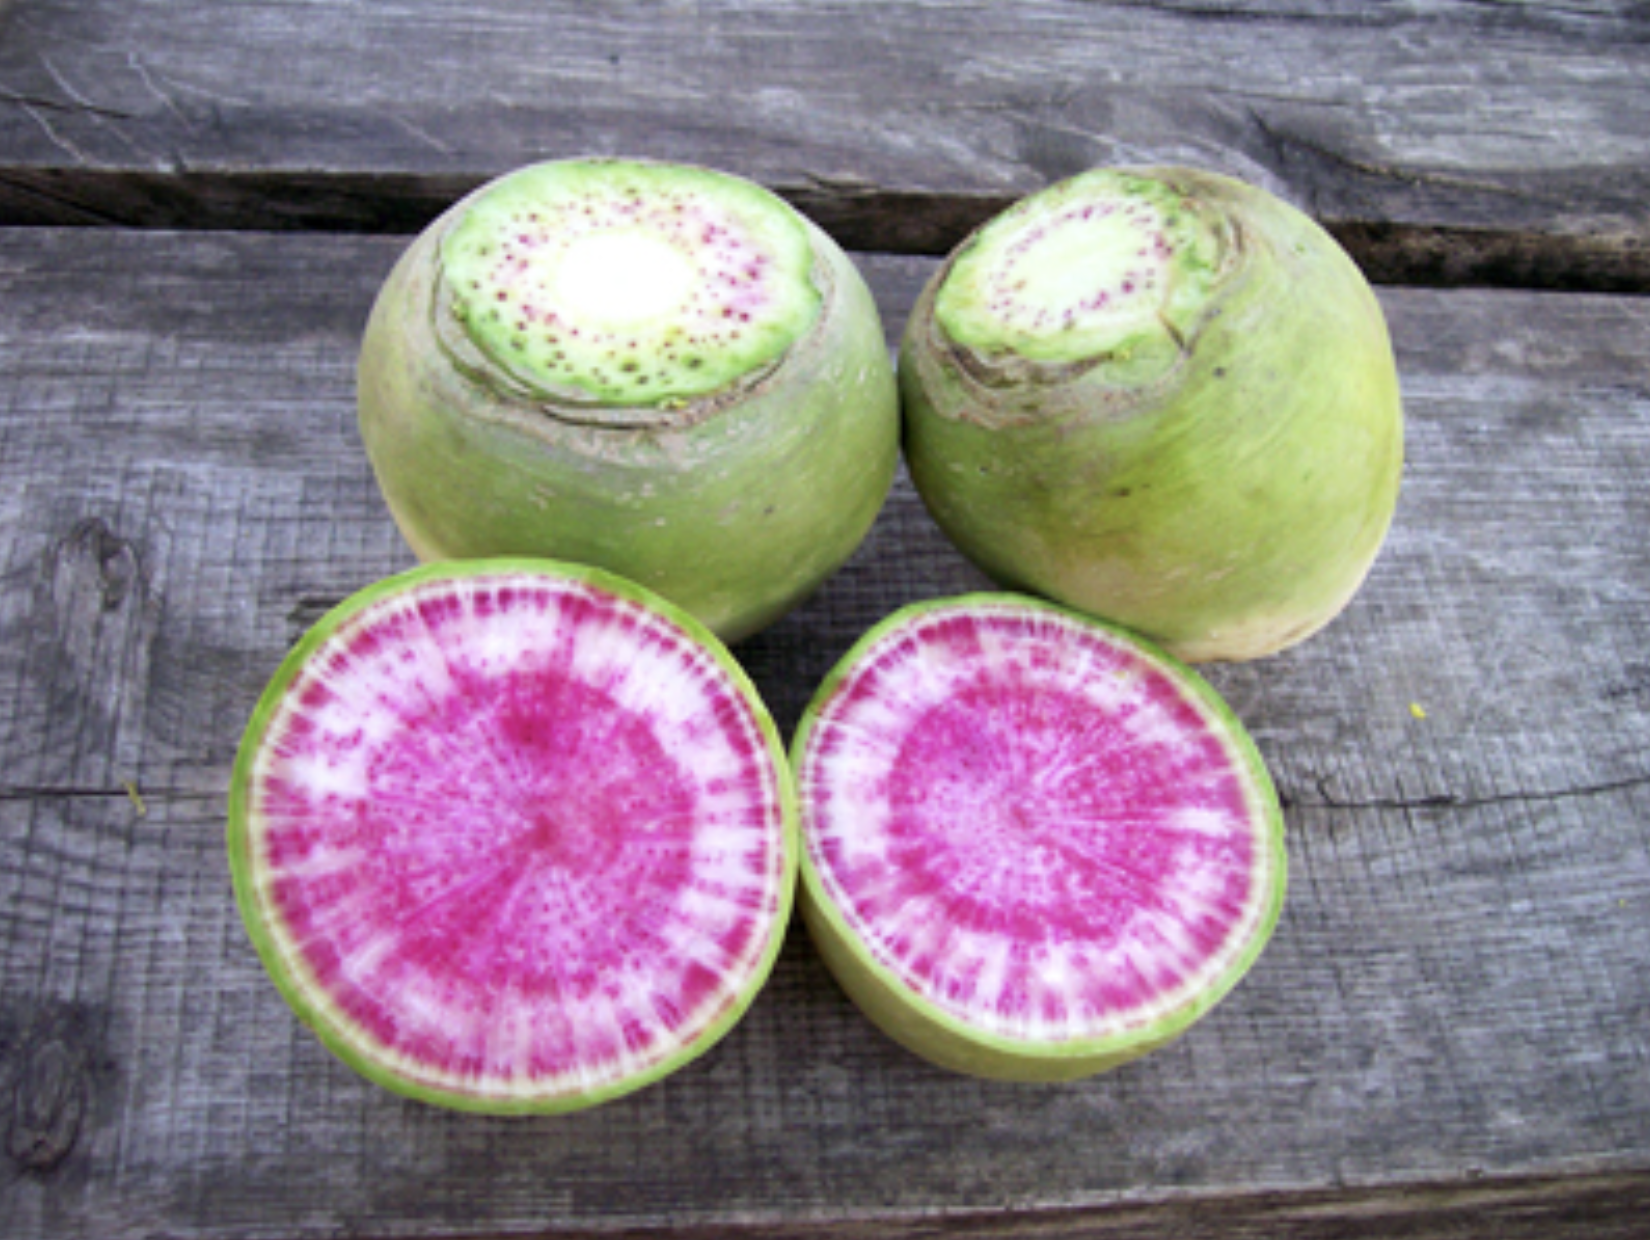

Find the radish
[[358, 158, 899, 643], [900, 166, 1404, 662], [792, 595, 1285, 1080], [228, 561, 796, 1113]]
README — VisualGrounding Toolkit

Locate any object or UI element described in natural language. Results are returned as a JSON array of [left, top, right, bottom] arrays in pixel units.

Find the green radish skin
[[358, 159, 899, 644], [900, 166, 1404, 663], [792, 594, 1286, 1081], [228, 560, 797, 1114]]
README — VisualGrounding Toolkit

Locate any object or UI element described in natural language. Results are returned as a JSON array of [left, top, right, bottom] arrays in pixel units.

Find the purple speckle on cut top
[[973, 201, 1169, 334]]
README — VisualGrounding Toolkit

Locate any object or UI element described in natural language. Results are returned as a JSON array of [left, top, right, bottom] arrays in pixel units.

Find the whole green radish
[[900, 166, 1403, 662], [359, 158, 899, 642]]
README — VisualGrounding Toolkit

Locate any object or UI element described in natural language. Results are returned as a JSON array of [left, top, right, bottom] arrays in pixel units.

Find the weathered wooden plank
[[0, 227, 1647, 1239], [0, 2, 1647, 288]]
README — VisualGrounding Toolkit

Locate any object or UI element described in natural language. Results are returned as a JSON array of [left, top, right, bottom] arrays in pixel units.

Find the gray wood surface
[[0, 1, 1646, 289], [0, 225, 1646, 1238]]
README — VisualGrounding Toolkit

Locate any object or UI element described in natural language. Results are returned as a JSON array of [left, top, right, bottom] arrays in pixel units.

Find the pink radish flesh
[[236, 568, 790, 1107], [799, 601, 1279, 1048]]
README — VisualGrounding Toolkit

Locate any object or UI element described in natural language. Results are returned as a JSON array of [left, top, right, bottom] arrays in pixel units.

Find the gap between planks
[[0, 169, 1645, 294]]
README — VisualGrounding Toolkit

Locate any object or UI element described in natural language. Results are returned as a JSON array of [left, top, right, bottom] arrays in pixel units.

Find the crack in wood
[[1279, 772, 1650, 814], [1247, 109, 1531, 202], [0, 784, 216, 805], [0, 88, 134, 123]]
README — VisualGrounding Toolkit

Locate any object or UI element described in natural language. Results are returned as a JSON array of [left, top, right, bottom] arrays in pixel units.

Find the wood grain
[[0, 1, 1646, 288], [0, 227, 1647, 1237]]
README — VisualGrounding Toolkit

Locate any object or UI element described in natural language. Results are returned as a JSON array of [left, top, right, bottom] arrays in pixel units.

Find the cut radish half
[[792, 595, 1285, 1081], [228, 561, 796, 1113]]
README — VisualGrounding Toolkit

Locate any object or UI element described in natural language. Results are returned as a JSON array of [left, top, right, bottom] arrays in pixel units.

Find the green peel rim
[[790, 592, 1286, 1079], [227, 557, 799, 1115]]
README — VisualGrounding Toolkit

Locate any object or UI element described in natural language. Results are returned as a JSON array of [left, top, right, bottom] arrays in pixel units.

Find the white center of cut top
[[982, 201, 1169, 345], [546, 228, 698, 328]]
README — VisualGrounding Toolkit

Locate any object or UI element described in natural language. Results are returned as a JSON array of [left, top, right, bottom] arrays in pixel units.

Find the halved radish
[[228, 560, 796, 1113], [792, 595, 1285, 1080]]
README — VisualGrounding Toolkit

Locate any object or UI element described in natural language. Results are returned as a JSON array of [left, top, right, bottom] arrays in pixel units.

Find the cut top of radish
[[795, 596, 1284, 1059], [229, 562, 795, 1113], [933, 168, 1230, 387], [437, 159, 822, 409]]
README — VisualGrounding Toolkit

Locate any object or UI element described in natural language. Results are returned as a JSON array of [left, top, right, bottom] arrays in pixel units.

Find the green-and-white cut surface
[[934, 170, 1226, 375], [795, 597, 1284, 1071], [228, 562, 794, 1112], [439, 160, 822, 405]]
